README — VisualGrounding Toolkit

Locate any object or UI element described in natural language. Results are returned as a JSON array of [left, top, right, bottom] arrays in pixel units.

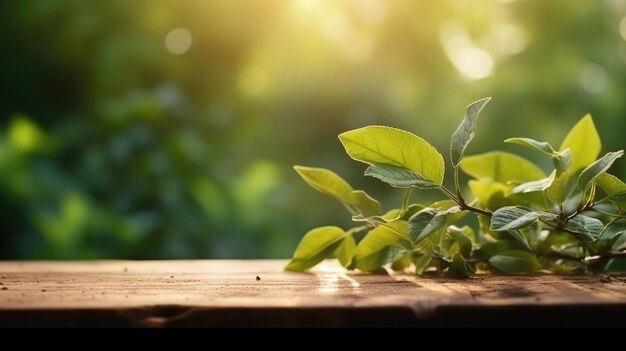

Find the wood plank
[[0, 260, 625, 327]]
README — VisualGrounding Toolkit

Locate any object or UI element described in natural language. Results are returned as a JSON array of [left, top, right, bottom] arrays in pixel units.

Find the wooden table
[[0, 260, 625, 327]]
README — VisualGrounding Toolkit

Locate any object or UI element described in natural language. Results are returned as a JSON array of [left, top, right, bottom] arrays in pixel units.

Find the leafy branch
[[286, 98, 626, 277]]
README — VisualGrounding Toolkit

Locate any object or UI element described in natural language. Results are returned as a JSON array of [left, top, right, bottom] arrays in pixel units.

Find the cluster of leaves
[[286, 98, 626, 276]]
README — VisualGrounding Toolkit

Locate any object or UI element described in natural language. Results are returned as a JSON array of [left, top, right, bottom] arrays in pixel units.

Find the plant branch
[[440, 186, 492, 217]]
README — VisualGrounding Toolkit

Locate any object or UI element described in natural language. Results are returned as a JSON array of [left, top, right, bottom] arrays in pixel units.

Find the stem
[[439, 186, 492, 217], [453, 166, 462, 200], [439, 186, 458, 202], [402, 187, 414, 211]]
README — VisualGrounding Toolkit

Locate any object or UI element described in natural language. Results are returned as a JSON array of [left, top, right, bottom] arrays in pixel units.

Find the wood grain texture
[[0, 260, 625, 327]]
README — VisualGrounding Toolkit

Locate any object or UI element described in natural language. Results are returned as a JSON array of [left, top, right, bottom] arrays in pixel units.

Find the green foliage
[[288, 98, 626, 276]]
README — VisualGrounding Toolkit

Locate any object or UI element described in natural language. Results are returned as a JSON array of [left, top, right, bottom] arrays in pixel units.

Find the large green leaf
[[450, 97, 491, 167], [490, 206, 558, 232], [335, 235, 356, 267], [489, 250, 542, 274], [566, 214, 604, 240], [408, 207, 461, 245], [354, 220, 410, 272], [339, 126, 445, 186], [285, 226, 347, 272], [364, 164, 439, 189], [461, 151, 546, 183], [505, 137, 555, 156], [559, 114, 601, 171], [578, 151, 624, 191]]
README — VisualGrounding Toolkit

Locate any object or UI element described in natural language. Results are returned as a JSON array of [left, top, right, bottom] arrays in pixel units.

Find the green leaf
[[553, 148, 572, 174], [348, 190, 380, 217], [578, 151, 624, 191], [450, 97, 491, 167], [413, 254, 432, 275], [513, 170, 557, 194], [285, 226, 347, 272], [478, 240, 528, 257], [566, 214, 604, 240], [450, 253, 474, 278], [547, 170, 577, 205], [489, 251, 542, 274], [364, 164, 439, 189], [294, 166, 380, 217], [408, 207, 461, 244], [354, 220, 410, 272], [597, 173, 626, 196], [461, 151, 546, 183], [490, 206, 558, 232], [390, 254, 412, 270], [339, 126, 445, 186], [559, 114, 601, 172], [294, 166, 354, 203], [468, 180, 511, 211], [335, 235, 356, 267], [505, 137, 555, 156], [445, 226, 473, 258]]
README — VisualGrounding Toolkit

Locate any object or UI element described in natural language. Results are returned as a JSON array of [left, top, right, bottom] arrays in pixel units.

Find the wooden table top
[[0, 260, 625, 327]]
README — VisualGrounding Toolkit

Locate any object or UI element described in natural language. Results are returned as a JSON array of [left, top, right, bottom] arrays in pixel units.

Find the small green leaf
[[408, 207, 461, 244], [566, 215, 604, 240], [513, 170, 557, 194], [364, 164, 439, 189], [547, 170, 577, 205], [578, 151, 624, 191], [505, 137, 555, 156], [450, 97, 491, 167], [339, 126, 445, 186], [490, 206, 558, 232], [445, 226, 473, 258], [285, 226, 347, 272], [450, 252, 474, 278], [559, 114, 601, 172], [294, 166, 380, 217], [489, 251, 542, 274], [413, 254, 432, 275], [391, 254, 412, 270], [461, 151, 546, 183], [335, 235, 356, 267], [349, 190, 380, 217], [597, 173, 626, 196], [354, 220, 410, 272], [553, 148, 572, 174], [294, 166, 354, 203]]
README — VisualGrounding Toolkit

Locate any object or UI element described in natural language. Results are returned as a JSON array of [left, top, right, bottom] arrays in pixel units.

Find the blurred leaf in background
[[0, 0, 625, 259]]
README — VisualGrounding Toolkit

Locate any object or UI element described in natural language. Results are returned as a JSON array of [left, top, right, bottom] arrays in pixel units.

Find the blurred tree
[[0, 0, 625, 259]]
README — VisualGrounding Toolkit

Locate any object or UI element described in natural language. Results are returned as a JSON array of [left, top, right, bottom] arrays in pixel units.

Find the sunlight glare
[[440, 20, 494, 80], [165, 28, 193, 55]]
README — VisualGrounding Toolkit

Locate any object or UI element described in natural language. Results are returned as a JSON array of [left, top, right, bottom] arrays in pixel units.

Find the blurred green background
[[2, 0, 626, 259]]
